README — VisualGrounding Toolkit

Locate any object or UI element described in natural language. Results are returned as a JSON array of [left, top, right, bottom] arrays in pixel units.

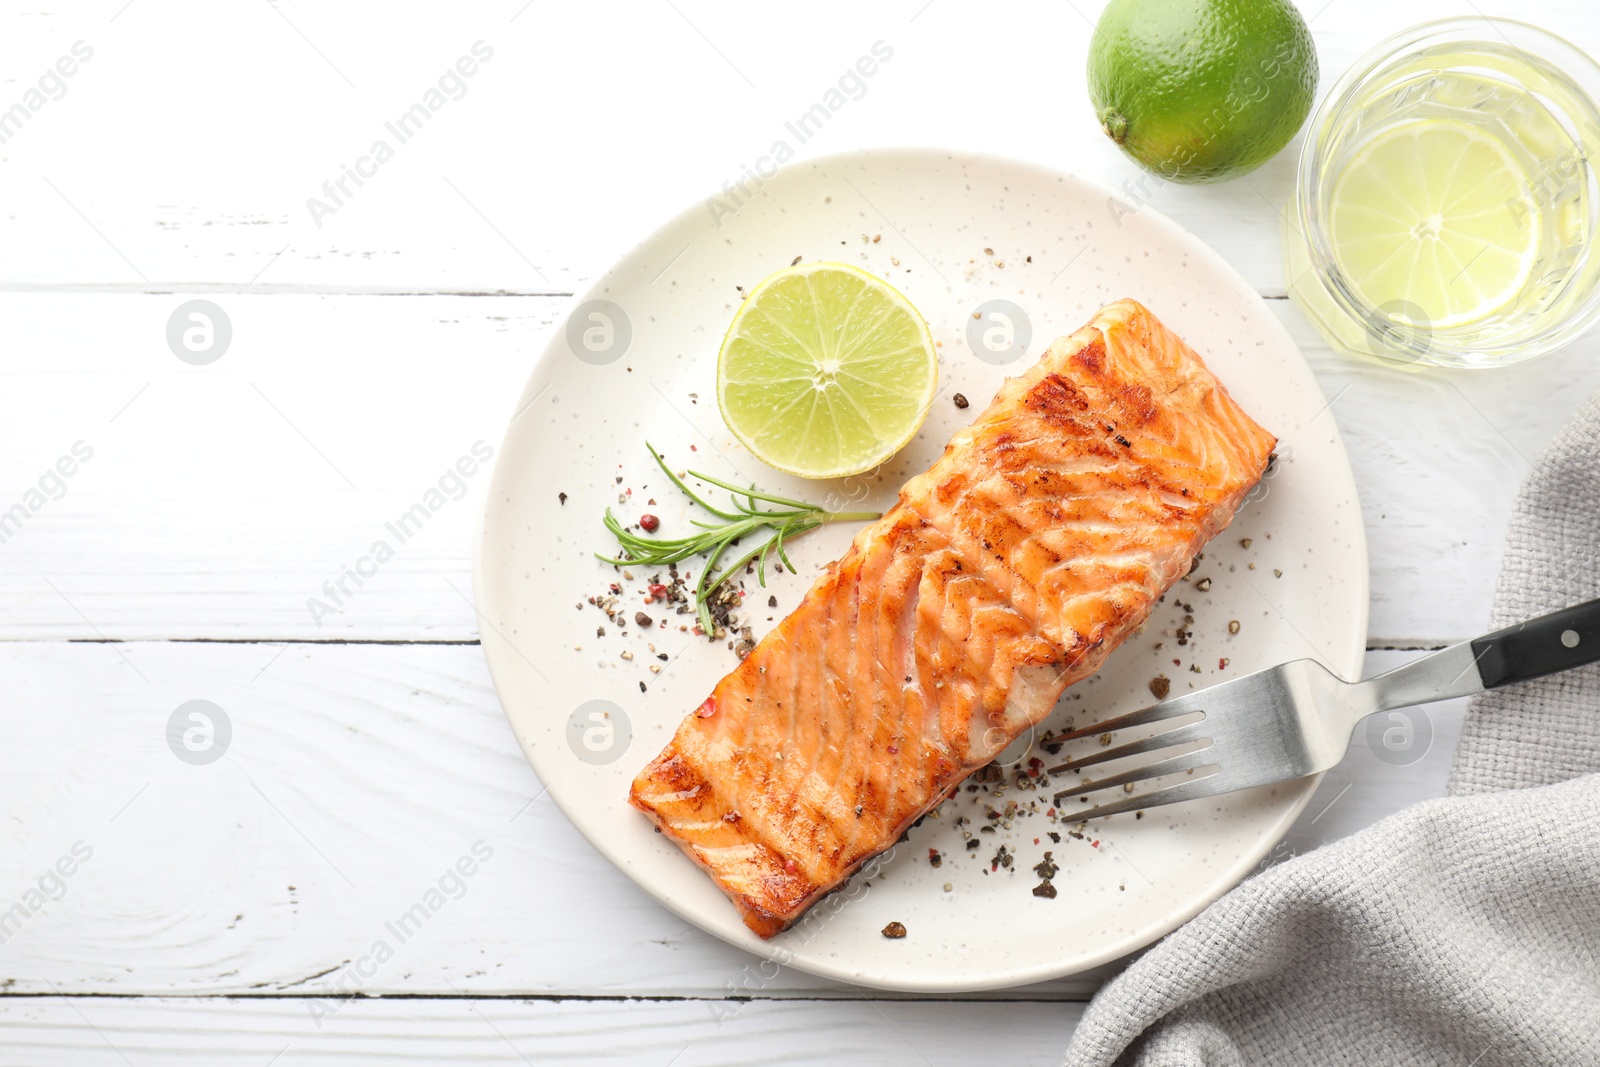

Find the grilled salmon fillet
[[630, 298, 1276, 937]]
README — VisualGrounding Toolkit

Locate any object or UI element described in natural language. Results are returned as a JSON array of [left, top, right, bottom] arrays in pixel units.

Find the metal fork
[[1044, 597, 1600, 819]]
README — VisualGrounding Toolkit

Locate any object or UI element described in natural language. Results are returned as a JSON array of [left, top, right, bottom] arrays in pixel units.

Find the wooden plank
[[0, 638, 1105, 999], [0, 641, 1460, 998], [0, 1, 1592, 294], [0, 291, 548, 642], [1285, 310, 1598, 646], [0, 996, 1086, 1065], [4, 293, 1597, 645]]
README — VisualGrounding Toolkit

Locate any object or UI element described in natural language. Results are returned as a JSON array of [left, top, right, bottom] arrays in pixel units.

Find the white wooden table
[[3, 0, 1595, 1062]]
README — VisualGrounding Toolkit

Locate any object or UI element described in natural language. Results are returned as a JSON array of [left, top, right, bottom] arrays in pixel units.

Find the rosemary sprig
[[598, 443, 880, 637]]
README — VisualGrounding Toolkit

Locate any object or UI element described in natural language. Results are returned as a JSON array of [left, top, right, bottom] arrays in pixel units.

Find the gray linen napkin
[[1062, 393, 1600, 1067]]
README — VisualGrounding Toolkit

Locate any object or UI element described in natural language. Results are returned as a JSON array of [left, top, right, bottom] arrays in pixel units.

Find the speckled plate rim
[[474, 146, 1370, 992]]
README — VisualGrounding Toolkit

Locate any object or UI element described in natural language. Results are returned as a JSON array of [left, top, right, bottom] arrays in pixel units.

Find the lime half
[[1327, 119, 1541, 329], [717, 263, 937, 479]]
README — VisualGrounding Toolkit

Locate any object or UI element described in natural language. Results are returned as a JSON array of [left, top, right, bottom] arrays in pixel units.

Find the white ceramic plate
[[475, 148, 1368, 992]]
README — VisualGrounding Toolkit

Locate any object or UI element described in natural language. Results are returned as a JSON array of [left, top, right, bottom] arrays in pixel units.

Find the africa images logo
[[305, 41, 495, 228], [305, 441, 493, 626], [703, 40, 894, 227]]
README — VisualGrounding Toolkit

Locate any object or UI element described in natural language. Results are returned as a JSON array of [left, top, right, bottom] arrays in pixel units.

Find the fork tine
[[1051, 745, 1216, 802], [1041, 698, 1200, 746], [1066, 770, 1227, 820], [1045, 720, 1209, 775]]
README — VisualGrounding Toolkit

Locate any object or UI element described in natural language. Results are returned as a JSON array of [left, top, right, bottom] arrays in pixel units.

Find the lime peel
[[1086, 0, 1318, 184]]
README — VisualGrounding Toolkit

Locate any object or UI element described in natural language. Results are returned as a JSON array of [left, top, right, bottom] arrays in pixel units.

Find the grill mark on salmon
[[629, 299, 1277, 937]]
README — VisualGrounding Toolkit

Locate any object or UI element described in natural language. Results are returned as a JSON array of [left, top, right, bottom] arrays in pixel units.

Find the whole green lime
[[1087, 0, 1318, 184]]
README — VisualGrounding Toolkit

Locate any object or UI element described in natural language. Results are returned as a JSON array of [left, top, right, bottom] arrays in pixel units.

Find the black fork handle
[[1471, 597, 1600, 689]]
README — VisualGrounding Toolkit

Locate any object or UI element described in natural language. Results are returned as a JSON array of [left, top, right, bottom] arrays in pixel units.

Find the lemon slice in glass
[[717, 263, 937, 479], [1327, 119, 1540, 331]]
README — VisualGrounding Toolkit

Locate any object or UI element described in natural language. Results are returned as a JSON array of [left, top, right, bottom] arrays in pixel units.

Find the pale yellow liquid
[[1288, 44, 1599, 365]]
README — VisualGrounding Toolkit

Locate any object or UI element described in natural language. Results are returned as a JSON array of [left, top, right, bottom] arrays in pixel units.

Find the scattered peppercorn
[[953, 393, 969, 409], [639, 514, 660, 532], [558, 492, 568, 505], [768, 595, 778, 608], [882, 922, 907, 939], [635, 611, 653, 628], [1149, 676, 1171, 699], [1228, 619, 1240, 634], [1195, 577, 1212, 591]]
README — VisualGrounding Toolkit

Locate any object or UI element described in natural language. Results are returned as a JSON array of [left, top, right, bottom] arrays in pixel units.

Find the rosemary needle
[[598, 443, 880, 637]]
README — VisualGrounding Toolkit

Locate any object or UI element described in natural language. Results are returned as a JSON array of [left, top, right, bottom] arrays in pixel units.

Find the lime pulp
[[1326, 118, 1540, 329], [716, 263, 937, 480]]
